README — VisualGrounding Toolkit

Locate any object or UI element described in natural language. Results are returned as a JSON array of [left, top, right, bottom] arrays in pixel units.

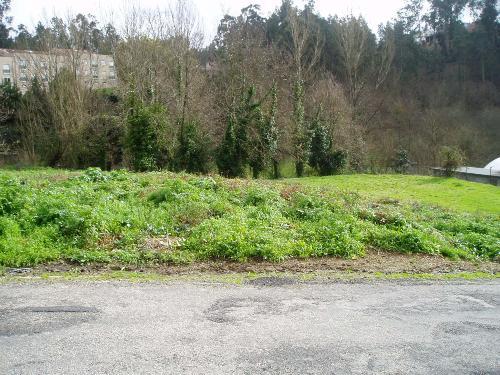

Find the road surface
[[1, 278, 499, 374]]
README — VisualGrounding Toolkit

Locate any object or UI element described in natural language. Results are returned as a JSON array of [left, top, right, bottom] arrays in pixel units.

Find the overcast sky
[[10, 0, 406, 41]]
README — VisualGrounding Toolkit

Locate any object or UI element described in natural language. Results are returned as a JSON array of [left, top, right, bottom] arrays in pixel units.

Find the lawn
[[292, 174, 500, 215], [0, 168, 498, 268]]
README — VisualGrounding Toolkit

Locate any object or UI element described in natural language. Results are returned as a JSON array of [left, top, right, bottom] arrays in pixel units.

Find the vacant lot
[[0, 168, 498, 269]]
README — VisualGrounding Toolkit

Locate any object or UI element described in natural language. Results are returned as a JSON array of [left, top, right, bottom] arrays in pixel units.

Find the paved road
[[1, 279, 499, 374]]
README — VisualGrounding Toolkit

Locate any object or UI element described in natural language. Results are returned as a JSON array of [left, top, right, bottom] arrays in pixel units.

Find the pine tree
[[248, 106, 267, 179], [393, 148, 410, 174], [175, 119, 209, 174], [309, 106, 347, 176], [216, 112, 245, 177], [125, 91, 168, 172], [309, 106, 331, 175], [218, 86, 267, 178]]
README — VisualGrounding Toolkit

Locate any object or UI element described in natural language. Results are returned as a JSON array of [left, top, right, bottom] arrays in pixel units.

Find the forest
[[0, 0, 499, 178]]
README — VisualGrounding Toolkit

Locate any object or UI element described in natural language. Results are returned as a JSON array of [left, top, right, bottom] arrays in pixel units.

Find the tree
[[393, 148, 411, 173], [216, 112, 245, 178], [0, 82, 21, 151], [425, 0, 469, 58], [471, 0, 499, 82], [174, 119, 208, 173], [440, 145, 465, 176], [125, 92, 169, 172], [287, 3, 323, 177], [0, 0, 13, 48], [216, 85, 269, 178], [18, 79, 57, 164], [263, 82, 280, 179], [13, 24, 33, 49], [292, 78, 309, 177], [309, 106, 347, 176], [309, 106, 330, 175], [336, 16, 394, 122]]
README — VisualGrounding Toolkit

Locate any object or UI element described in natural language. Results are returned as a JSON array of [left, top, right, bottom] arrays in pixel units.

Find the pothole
[[0, 305, 100, 337], [246, 276, 297, 287]]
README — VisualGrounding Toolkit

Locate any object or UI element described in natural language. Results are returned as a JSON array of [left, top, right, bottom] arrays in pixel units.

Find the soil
[[10, 249, 500, 277]]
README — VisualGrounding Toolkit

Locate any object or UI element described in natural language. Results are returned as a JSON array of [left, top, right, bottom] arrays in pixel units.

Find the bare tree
[[336, 16, 395, 127], [287, 5, 323, 84], [286, 4, 323, 176]]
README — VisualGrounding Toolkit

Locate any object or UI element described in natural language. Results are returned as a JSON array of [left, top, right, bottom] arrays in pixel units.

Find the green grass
[[1, 270, 497, 284], [292, 174, 500, 215], [0, 168, 498, 268]]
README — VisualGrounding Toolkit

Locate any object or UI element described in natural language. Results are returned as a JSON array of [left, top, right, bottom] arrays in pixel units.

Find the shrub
[[367, 226, 445, 255], [440, 146, 465, 177], [299, 217, 365, 258], [78, 167, 110, 183], [393, 149, 411, 174], [453, 232, 499, 260], [0, 218, 60, 267], [148, 179, 196, 205], [309, 108, 347, 176], [174, 120, 209, 174], [125, 100, 170, 172], [183, 213, 296, 262], [0, 177, 27, 216], [285, 192, 329, 221]]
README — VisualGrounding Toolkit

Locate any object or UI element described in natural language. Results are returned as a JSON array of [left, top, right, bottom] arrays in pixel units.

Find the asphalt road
[[1, 278, 499, 374]]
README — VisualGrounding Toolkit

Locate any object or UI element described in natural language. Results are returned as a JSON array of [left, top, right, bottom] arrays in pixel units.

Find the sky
[[10, 0, 406, 41]]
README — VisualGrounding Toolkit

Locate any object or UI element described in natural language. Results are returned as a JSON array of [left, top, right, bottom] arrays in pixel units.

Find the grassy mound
[[295, 174, 500, 215], [0, 168, 498, 267]]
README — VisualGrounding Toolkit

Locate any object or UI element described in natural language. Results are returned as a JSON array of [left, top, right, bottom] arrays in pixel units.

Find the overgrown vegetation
[[0, 168, 497, 268]]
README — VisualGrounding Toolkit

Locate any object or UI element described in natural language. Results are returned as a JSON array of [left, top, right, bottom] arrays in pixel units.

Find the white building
[[485, 158, 500, 171], [0, 48, 117, 92]]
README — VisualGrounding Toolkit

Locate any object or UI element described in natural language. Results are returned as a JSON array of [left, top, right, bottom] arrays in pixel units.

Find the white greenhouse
[[485, 158, 500, 171]]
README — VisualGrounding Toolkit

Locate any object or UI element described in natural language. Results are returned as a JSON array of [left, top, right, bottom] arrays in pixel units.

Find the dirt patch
[[19, 249, 500, 277], [142, 236, 185, 252]]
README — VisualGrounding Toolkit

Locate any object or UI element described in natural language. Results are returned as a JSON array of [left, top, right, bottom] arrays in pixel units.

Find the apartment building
[[0, 48, 117, 92]]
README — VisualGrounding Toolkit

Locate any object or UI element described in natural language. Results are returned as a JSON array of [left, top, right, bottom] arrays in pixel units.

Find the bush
[[299, 217, 365, 258], [126, 101, 170, 172], [309, 109, 347, 176], [393, 149, 410, 174], [440, 146, 465, 177], [183, 212, 297, 262], [0, 177, 27, 216], [174, 120, 209, 174], [367, 226, 445, 255]]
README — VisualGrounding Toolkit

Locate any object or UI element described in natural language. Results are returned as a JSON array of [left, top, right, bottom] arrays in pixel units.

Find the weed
[[0, 168, 498, 267]]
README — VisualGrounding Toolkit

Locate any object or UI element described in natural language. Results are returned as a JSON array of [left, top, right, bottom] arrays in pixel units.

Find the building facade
[[0, 48, 117, 92]]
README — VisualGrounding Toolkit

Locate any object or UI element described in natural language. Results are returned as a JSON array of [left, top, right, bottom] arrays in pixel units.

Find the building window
[[2, 64, 10, 75], [109, 69, 116, 79], [3, 77, 11, 84], [109, 61, 114, 67], [101, 60, 106, 66], [92, 69, 99, 79], [91, 61, 98, 68]]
